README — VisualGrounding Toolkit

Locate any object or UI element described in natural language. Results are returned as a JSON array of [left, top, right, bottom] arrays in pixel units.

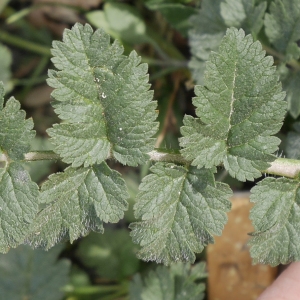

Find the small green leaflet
[[265, 0, 300, 61], [181, 28, 286, 181], [0, 82, 39, 252], [130, 163, 232, 265], [0, 82, 35, 160], [27, 162, 129, 249], [0, 244, 70, 300], [130, 262, 207, 300], [249, 177, 300, 266], [47, 23, 158, 168]]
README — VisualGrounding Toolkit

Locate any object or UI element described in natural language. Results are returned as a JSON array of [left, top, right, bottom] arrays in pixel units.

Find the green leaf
[[181, 28, 286, 181], [221, 0, 267, 36], [188, 0, 266, 84], [130, 163, 232, 265], [0, 82, 39, 252], [0, 44, 12, 93], [145, 3, 197, 37], [0, 244, 70, 300], [286, 123, 300, 159], [249, 177, 300, 266], [77, 229, 140, 280], [0, 82, 35, 160], [285, 71, 300, 118], [0, 163, 39, 252], [86, 3, 150, 45], [27, 162, 129, 249], [130, 262, 207, 300], [47, 23, 158, 167], [265, 0, 300, 61]]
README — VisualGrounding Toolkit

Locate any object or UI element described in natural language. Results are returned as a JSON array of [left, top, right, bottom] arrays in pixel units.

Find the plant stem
[[2, 150, 300, 179]]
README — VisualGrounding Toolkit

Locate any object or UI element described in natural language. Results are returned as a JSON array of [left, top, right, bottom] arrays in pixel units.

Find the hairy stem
[[1, 150, 300, 179]]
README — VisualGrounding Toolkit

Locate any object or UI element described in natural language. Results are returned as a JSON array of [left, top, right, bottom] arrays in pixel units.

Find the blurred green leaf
[[86, 3, 150, 45], [0, 244, 70, 300], [77, 229, 140, 280], [0, 44, 12, 92], [130, 262, 207, 300]]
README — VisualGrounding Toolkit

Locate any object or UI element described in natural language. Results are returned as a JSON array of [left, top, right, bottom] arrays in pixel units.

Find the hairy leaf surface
[[249, 177, 300, 266], [130, 262, 207, 300], [0, 82, 39, 252], [130, 163, 232, 265], [27, 162, 129, 249], [189, 0, 266, 84], [265, 0, 300, 61], [0, 244, 70, 300], [181, 28, 286, 181], [47, 23, 158, 167]]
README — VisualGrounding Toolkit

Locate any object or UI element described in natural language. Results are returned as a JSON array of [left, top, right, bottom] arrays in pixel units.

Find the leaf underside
[[47, 23, 158, 168], [249, 177, 300, 266], [27, 162, 129, 249], [130, 163, 232, 265], [180, 28, 286, 181]]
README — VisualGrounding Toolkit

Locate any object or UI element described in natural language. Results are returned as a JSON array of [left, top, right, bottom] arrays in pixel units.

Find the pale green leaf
[[249, 177, 300, 266], [0, 163, 39, 252], [86, 3, 150, 45], [265, 0, 300, 61], [27, 162, 129, 249], [77, 229, 139, 280], [286, 132, 300, 159], [130, 262, 206, 300], [0, 82, 35, 160], [181, 28, 286, 181], [130, 163, 232, 265], [0, 244, 70, 300], [188, 0, 266, 84], [47, 23, 158, 167]]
